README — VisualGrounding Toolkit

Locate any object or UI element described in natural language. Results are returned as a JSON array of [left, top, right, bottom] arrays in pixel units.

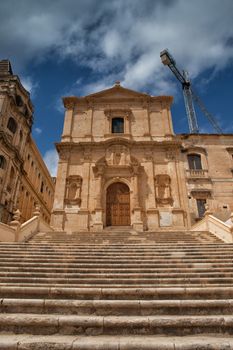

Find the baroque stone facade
[[0, 60, 55, 224], [51, 82, 233, 232]]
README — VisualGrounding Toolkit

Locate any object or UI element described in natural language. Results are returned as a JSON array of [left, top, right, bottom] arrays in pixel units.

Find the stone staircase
[[1, 230, 233, 349]]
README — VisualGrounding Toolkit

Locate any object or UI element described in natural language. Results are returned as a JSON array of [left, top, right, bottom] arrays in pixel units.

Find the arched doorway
[[106, 182, 130, 226]]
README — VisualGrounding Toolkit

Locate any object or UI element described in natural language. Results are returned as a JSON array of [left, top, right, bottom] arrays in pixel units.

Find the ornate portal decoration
[[65, 175, 82, 206], [106, 145, 130, 165], [154, 174, 173, 206]]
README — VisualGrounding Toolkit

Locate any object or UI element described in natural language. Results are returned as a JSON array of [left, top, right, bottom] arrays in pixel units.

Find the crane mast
[[160, 49, 223, 134]]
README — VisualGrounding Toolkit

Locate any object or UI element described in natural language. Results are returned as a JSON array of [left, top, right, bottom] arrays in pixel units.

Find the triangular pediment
[[85, 83, 150, 100]]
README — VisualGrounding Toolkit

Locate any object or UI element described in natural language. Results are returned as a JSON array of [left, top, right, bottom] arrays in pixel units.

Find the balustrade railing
[[186, 169, 208, 177]]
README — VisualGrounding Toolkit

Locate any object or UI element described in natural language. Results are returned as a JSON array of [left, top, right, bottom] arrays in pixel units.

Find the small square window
[[112, 117, 124, 133]]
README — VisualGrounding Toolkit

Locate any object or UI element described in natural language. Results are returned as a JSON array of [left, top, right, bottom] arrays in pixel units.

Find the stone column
[[132, 166, 143, 232], [61, 99, 75, 142], [144, 157, 159, 230], [78, 160, 91, 231], [133, 173, 140, 208], [92, 165, 104, 231], [51, 149, 69, 230]]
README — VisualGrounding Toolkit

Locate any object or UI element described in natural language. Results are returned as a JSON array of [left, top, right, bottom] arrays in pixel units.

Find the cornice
[[56, 138, 182, 151], [62, 95, 173, 108], [63, 96, 79, 109], [178, 133, 233, 139], [181, 145, 207, 155]]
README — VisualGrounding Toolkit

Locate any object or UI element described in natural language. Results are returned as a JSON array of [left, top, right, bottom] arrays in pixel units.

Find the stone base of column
[[132, 207, 143, 232], [92, 208, 103, 231], [132, 222, 143, 232], [146, 208, 159, 230], [50, 210, 64, 230]]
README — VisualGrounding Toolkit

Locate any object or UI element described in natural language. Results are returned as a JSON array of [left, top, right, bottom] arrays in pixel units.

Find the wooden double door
[[106, 182, 130, 226]]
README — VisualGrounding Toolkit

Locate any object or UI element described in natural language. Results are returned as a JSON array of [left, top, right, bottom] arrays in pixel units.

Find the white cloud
[[43, 149, 59, 177], [34, 127, 42, 135], [21, 76, 38, 97], [1, 0, 233, 95]]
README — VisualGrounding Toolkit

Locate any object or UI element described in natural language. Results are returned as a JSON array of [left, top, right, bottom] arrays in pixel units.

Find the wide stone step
[[0, 261, 232, 269], [1, 298, 233, 315], [0, 313, 232, 336], [1, 243, 228, 247], [2, 266, 233, 273], [0, 255, 232, 262], [1, 286, 233, 300], [0, 246, 231, 252], [1, 250, 233, 257], [1, 271, 233, 278], [1, 334, 233, 350], [31, 238, 222, 243], [30, 238, 223, 243], [3, 283, 233, 289], [1, 276, 233, 285]]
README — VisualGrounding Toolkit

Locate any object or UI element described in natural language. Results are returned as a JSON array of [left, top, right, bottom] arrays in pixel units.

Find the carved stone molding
[[182, 145, 207, 155], [104, 108, 132, 121], [190, 189, 212, 199], [93, 160, 107, 178], [166, 147, 176, 160], [144, 149, 153, 161], [63, 97, 78, 110], [58, 149, 70, 161], [83, 147, 92, 161], [106, 145, 130, 166]]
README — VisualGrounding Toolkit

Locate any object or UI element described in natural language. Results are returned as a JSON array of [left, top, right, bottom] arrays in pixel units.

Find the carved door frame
[[106, 181, 131, 226]]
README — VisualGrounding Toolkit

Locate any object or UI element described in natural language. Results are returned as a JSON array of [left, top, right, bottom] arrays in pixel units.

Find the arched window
[[15, 95, 23, 107], [40, 181, 44, 193], [112, 117, 124, 133], [0, 155, 6, 169], [7, 117, 17, 134], [188, 154, 202, 170]]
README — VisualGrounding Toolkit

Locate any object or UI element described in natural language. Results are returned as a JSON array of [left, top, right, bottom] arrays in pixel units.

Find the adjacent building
[[0, 60, 55, 224], [51, 82, 233, 232]]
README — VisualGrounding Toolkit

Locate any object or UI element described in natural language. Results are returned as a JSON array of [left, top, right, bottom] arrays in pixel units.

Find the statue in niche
[[154, 174, 173, 206], [65, 175, 82, 206]]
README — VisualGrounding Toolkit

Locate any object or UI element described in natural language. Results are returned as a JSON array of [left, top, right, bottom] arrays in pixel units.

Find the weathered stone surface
[[0, 60, 54, 225], [51, 84, 233, 232], [0, 230, 233, 346]]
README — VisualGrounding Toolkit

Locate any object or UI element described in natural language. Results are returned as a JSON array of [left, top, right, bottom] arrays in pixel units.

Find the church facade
[[51, 82, 233, 232]]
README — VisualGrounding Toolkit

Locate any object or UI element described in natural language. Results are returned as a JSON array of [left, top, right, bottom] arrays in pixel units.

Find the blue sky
[[1, 0, 233, 175]]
